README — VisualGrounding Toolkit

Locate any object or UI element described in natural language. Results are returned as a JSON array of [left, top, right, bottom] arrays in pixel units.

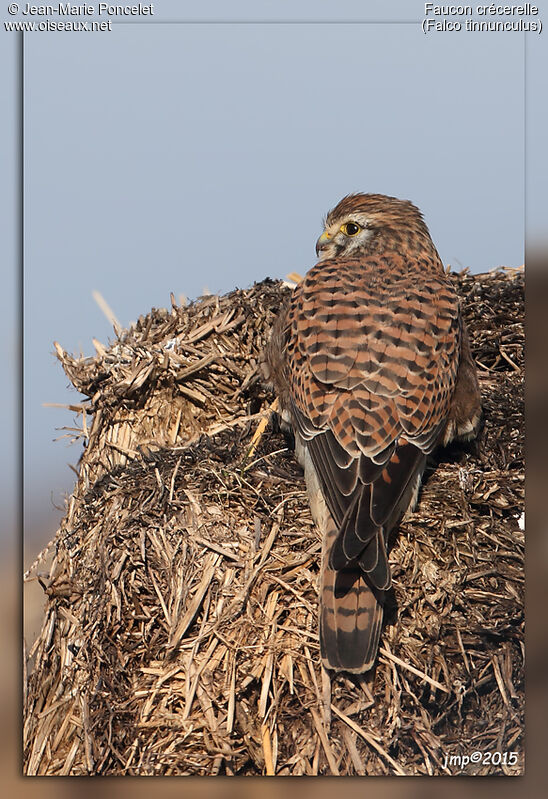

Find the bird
[[262, 193, 481, 674]]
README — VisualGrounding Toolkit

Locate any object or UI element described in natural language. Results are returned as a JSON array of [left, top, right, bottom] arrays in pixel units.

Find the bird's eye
[[340, 222, 361, 236]]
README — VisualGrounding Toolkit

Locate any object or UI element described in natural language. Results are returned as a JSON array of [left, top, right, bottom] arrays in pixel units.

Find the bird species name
[[424, 3, 538, 12]]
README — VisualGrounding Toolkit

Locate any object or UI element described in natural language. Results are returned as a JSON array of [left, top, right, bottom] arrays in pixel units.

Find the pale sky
[[1, 0, 544, 553]]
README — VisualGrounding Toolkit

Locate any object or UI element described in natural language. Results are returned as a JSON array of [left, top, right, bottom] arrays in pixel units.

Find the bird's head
[[315, 193, 433, 261]]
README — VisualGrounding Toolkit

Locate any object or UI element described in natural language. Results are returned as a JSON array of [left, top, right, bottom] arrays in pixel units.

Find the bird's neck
[[367, 224, 441, 264]]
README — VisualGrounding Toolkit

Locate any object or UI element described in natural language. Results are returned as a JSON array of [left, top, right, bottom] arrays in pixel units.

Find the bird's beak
[[315, 230, 331, 257]]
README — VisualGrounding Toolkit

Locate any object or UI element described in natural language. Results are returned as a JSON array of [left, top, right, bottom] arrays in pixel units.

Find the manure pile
[[24, 269, 524, 775]]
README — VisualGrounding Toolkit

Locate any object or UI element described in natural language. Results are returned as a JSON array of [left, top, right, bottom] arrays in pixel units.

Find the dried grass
[[24, 268, 524, 775]]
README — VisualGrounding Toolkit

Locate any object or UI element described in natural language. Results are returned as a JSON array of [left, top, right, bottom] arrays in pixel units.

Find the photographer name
[[21, 3, 155, 15]]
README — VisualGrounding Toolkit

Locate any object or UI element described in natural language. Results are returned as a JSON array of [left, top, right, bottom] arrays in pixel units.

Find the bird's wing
[[285, 253, 461, 583]]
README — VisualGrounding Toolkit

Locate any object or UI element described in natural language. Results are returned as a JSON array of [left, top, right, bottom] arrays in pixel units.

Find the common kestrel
[[263, 193, 481, 673]]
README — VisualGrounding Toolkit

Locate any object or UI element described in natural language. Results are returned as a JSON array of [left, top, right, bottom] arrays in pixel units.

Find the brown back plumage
[[264, 193, 481, 673]]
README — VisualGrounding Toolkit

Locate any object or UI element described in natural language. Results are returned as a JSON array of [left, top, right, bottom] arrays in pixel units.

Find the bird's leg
[[243, 397, 280, 466]]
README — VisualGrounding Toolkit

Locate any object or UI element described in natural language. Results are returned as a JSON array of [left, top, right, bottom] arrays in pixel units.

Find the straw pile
[[24, 268, 524, 776]]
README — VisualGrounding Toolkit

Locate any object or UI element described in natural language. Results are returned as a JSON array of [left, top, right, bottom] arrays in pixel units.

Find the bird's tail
[[319, 517, 383, 673]]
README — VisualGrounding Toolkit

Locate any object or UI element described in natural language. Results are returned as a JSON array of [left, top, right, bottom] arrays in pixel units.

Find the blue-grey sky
[[1, 1, 545, 555]]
